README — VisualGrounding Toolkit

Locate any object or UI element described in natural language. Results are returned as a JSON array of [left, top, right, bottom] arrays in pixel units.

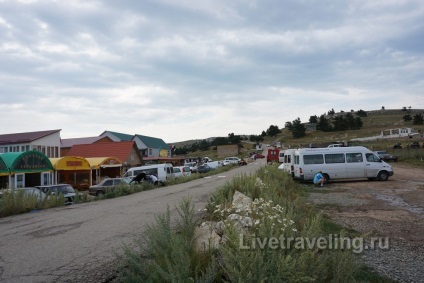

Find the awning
[[0, 151, 53, 174], [85, 157, 122, 169], [49, 156, 91, 171], [0, 156, 9, 176]]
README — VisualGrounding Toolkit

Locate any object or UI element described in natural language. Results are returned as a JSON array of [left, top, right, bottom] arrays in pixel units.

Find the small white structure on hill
[[351, 128, 418, 142]]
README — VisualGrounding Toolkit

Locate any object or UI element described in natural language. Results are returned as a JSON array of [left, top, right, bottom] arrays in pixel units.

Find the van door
[[365, 153, 383, 178], [346, 153, 365, 178]]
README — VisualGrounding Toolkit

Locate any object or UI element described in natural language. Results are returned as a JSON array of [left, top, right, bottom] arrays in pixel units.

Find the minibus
[[293, 146, 393, 182], [123, 163, 174, 183]]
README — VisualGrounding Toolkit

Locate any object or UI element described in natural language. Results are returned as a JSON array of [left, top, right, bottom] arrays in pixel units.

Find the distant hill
[[170, 108, 424, 156]]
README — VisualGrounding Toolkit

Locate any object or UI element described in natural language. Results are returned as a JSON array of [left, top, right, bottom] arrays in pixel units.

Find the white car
[[223, 157, 241, 165]]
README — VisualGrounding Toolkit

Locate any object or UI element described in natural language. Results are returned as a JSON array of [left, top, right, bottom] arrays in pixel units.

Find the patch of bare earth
[[307, 163, 424, 283]]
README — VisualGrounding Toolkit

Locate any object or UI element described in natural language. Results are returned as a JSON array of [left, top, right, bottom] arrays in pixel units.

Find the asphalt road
[[0, 160, 265, 283]]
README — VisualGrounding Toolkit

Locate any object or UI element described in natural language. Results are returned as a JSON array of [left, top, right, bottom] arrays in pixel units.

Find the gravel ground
[[306, 163, 424, 283]]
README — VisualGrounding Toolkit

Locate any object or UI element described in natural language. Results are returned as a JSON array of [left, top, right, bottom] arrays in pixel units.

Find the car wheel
[[323, 174, 330, 184], [96, 190, 104, 197], [377, 171, 389, 181]]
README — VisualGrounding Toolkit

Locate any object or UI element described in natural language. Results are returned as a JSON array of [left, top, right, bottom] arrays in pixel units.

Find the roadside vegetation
[[117, 165, 391, 282], [0, 165, 238, 218]]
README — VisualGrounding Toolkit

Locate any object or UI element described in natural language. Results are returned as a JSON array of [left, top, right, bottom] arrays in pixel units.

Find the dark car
[[373, 151, 398, 162], [89, 177, 131, 196], [393, 143, 402, 149], [252, 153, 265, 159], [36, 184, 76, 205], [197, 165, 212, 173], [238, 159, 247, 166], [409, 142, 420, 149]]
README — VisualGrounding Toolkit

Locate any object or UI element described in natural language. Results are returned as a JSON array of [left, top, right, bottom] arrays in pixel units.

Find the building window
[[148, 148, 153, 156]]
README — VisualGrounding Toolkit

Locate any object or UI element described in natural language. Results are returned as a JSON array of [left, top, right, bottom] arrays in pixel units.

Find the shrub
[[117, 197, 218, 282]]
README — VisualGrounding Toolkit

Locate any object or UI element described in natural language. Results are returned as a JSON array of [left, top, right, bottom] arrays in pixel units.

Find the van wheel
[[323, 174, 330, 184], [377, 171, 389, 181], [96, 191, 104, 197]]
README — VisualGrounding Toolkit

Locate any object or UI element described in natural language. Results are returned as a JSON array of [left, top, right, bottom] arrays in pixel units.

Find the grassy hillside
[[274, 109, 424, 150], [173, 109, 424, 161]]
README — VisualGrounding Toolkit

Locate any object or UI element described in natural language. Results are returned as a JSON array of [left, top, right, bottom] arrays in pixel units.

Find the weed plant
[[0, 189, 65, 217], [117, 198, 218, 282]]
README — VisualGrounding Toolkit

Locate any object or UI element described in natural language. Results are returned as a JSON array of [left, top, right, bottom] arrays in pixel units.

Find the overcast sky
[[1, 0, 423, 143]]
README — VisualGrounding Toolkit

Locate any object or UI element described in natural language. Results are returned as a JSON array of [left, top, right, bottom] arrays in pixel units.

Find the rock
[[215, 221, 225, 236], [194, 222, 221, 252], [232, 191, 252, 211]]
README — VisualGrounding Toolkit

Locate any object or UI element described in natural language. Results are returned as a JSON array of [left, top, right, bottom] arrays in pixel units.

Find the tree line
[[173, 108, 423, 154]]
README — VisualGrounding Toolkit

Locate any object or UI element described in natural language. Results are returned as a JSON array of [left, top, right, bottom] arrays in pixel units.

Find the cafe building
[[0, 150, 54, 189]]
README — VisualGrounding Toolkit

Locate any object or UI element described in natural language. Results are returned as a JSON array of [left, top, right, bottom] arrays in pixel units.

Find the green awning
[[1, 151, 53, 174], [0, 156, 8, 176]]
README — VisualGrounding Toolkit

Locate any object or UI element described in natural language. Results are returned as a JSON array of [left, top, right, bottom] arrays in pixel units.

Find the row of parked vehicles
[[0, 156, 252, 203], [0, 184, 77, 205], [277, 146, 394, 183], [89, 157, 246, 196]]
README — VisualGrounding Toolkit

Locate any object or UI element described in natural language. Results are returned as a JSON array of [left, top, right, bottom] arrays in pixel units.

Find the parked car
[[252, 153, 265, 159], [179, 166, 192, 177], [373, 151, 398, 162], [173, 166, 192, 178], [408, 142, 420, 149], [0, 187, 48, 203], [184, 162, 197, 172], [238, 159, 247, 166], [36, 184, 76, 205], [197, 164, 212, 173], [89, 177, 131, 196], [393, 143, 402, 149], [223, 157, 241, 166]]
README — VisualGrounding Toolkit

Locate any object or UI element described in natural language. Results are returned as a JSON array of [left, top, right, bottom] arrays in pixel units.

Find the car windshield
[[53, 185, 75, 194], [122, 177, 132, 184]]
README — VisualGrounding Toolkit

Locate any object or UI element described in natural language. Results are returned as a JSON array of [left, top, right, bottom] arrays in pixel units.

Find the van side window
[[366, 153, 380, 162], [303, 154, 324, 165], [346, 153, 363, 163], [325, 154, 345, 164]]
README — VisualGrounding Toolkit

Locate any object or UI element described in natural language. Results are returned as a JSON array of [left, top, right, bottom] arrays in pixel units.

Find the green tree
[[413, 113, 424, 125], [309, 115, 318, 124], [266, 125, 281, 137], [228, 133, 242, 144], [333, 115, 348, 131], [210, 137, 229, 146], [249, 135, 264, 143], [198, 140, 210, 151], [317, 114, 332, 132], [355, 109, 367, 117], [403, 114, 412, 122], [286, 118, 306, 139]]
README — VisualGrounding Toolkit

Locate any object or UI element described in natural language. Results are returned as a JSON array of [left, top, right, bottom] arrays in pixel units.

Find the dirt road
[[307, 163, 424, 282], [0, 161, 265, 283]]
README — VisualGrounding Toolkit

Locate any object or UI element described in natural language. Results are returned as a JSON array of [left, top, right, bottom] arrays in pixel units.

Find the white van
[[278, 149, 295, 177], [123, 163, 174, 183], [174, 166, 192, 177], [293, 146, 394, 182], [278, 151, 285, 163], [223, 157, 241, 165]]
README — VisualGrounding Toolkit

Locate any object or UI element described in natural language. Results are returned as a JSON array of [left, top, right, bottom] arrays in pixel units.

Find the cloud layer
[[1, 0, 423, 142]]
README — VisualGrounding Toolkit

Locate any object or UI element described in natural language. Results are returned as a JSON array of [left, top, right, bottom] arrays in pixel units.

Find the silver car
[[36, 184, 76, 205], [0, 187, 48, 203], [88, 178, 131, 196]]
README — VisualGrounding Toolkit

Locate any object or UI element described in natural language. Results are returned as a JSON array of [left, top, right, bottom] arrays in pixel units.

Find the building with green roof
[[0, 150, 53, 189]]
